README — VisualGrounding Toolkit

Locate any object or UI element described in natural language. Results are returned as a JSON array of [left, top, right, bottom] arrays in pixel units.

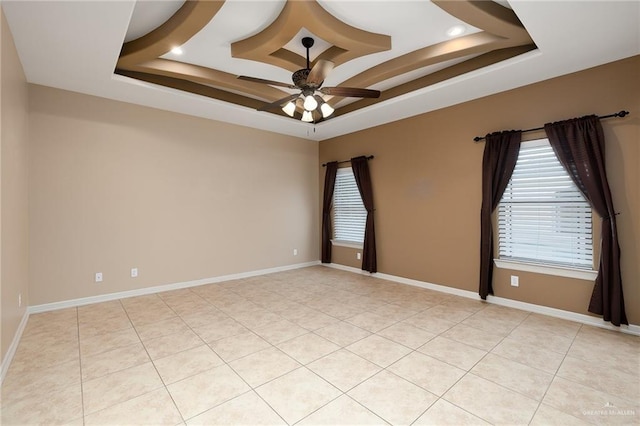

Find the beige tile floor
[[1, 266, 639, 425]]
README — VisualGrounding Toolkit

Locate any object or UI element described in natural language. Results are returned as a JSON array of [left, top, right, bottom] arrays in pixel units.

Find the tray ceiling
[[3, 0, 639, 140]]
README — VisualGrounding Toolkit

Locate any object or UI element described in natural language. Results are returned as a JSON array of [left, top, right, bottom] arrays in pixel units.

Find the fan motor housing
[[292, 69, 310, 88]]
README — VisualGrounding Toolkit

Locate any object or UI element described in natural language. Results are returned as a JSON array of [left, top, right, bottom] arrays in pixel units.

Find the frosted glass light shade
[[303, 95, 318, 111], [320, 102, 334, 118], [301, 110, 313, 122], [282, 101, 296, 117]]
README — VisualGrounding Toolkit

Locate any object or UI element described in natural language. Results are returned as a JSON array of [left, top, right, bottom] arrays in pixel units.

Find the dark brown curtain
[[544, 116, 627, 326], [479, 131, 521, 299], [321, 161, 338, 263], [351, 156, 377, 273]]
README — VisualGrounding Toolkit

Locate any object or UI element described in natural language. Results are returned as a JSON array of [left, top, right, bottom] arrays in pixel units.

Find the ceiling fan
[[237, 37, 380, 122]]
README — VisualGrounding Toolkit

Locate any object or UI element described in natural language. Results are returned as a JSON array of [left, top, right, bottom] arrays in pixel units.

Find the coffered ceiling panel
[[116, 0, 535, 122], [3, 0, 639, 140]]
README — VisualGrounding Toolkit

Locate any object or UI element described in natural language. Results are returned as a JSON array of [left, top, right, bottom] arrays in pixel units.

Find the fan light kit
[[238, 37, 380, 123]]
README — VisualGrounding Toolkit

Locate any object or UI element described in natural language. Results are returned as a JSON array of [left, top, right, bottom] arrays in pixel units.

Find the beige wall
[[1, 9, 30, 363], [28, 86, 318, 305], [320, 55, 640, 325]]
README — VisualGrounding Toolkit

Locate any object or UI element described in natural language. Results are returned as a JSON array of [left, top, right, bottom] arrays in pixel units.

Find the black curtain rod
[[473, 110, 630, 142], [322, 155, 374, 167]]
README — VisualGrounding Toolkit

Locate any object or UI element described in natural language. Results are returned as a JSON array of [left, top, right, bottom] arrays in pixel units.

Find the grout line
[[529, 322, 588, 424], [166, 281, 298, 424], [532, 324, 603, 420], [217, 274, 405, 424], [158, 289, 280, 423], [377, 307, 533, 424], [222, 366, 290, 426], [11, 267, 637, 425], [75, 307, 86, 426], [118, 298, 186, 424], [287, 365, 349, 424], [181, 388, 257, 424]]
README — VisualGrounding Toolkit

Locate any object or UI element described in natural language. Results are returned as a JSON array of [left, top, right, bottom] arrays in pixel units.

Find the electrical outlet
[[510, 275, 519, 287], [293, 249, 298, 256], [357, 252, 362, 260], [95, 272, 103, 283], [131, 268, 138, 278], [18, 293, 22, 308]]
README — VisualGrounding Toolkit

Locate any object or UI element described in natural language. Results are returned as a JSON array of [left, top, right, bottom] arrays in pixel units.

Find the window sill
[[331, 240, 363, 250], [494, 259, 597, 281]]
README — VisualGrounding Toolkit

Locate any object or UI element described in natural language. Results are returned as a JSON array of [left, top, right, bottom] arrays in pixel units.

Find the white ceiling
[[3, 1, 639, 141]]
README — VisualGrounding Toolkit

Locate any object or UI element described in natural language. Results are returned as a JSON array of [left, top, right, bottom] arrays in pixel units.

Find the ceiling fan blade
[[320, 87, 381, 98], [306, 60, 334, 86], [238, 75, 297, 90], [257, 93, 300, 112]]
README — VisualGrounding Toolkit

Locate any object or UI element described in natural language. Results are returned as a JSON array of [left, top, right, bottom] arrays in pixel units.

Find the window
[[498, 139, 593, 270], [333, 167, 366, 245]]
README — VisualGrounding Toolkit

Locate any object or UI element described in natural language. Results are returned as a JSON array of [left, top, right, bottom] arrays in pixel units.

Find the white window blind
[[498, 139, 593, 269], [333, 167, 366, 244]]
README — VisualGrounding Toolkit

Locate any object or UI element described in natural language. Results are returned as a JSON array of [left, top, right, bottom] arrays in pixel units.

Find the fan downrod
[[292, 37, 315, 87], [302, 37, 314, 70]]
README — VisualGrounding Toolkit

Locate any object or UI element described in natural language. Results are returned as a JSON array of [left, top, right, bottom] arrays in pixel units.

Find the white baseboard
[[0, 261, 314, 383], [9, 258, 637, 384], [29, 261, 321, 314], [0, 309, 29, 385], [324, 263, 640, 336]]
